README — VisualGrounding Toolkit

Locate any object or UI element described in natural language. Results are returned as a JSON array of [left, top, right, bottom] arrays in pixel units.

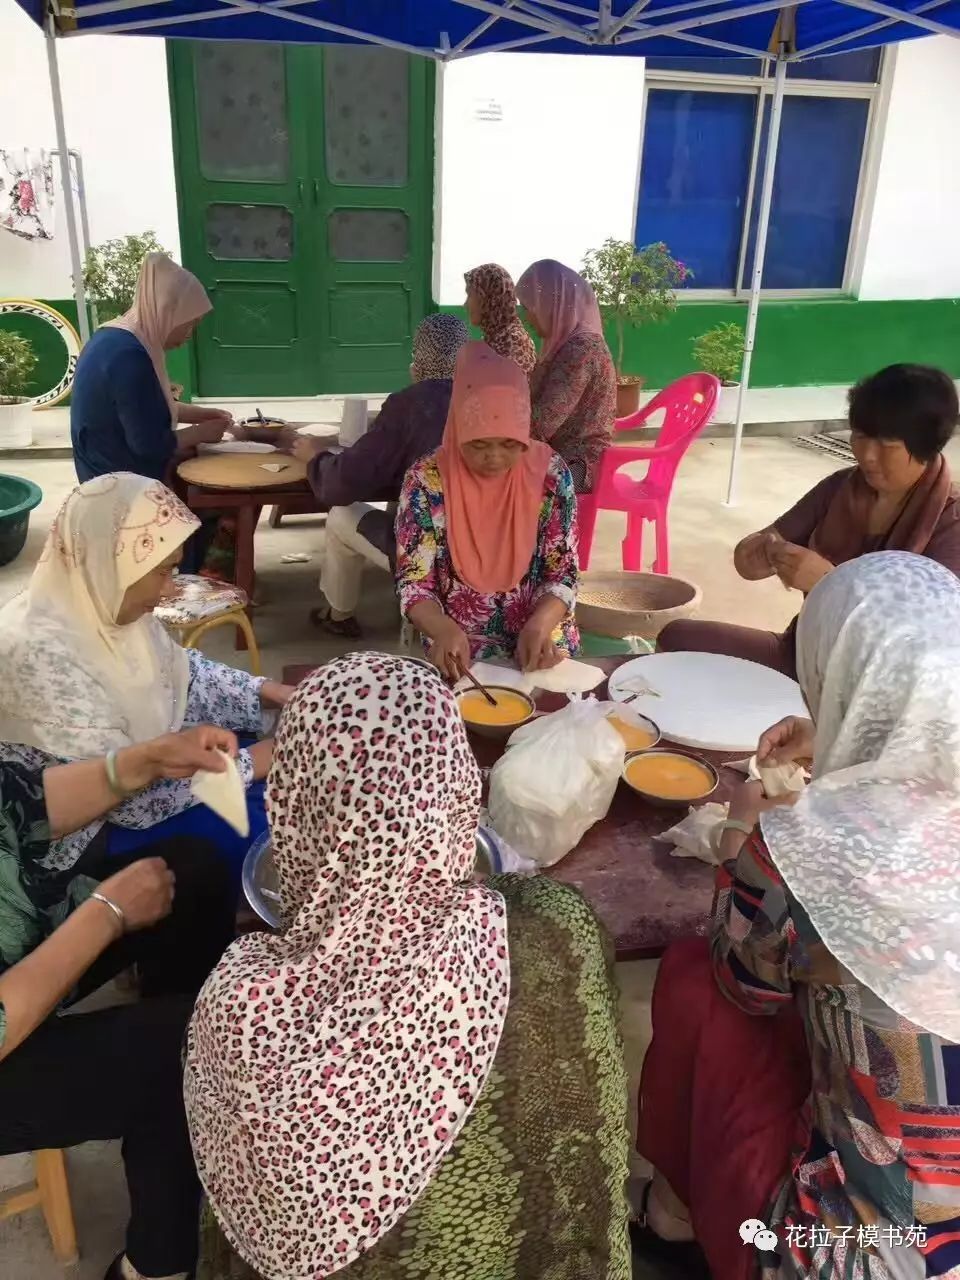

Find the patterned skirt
[[196, 875, 631, 1280]]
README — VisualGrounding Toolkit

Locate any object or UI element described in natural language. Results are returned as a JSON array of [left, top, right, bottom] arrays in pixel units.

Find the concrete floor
[[0, 433, 874, 1278]]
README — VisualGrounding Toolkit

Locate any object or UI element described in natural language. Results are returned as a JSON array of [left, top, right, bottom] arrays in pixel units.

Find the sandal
[[309, 606, 362, 639], [629, 1181, 710, 1277]]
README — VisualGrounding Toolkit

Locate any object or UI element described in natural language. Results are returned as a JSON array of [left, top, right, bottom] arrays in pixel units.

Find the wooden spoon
[[455, 659, 498, 708]]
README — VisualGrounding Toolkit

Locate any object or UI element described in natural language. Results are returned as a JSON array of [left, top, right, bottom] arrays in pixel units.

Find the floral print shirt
[[0, 649, 264, 872], [530, 331, 617, 492], [396, 452, 580, 661]]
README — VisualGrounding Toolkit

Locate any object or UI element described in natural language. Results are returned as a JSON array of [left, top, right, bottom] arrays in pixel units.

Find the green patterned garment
[[198, 876, 631, 1280], [0, 763, 95, 1048]]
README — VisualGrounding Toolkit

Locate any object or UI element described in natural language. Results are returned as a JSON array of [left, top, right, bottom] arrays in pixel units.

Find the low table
[[283, 658, 733, 960], [177, 452, 320, 606]]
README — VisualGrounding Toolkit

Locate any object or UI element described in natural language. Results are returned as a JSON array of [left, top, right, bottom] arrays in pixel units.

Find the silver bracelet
[[90, 891, 126, 935], [104, 749, 135, 799]]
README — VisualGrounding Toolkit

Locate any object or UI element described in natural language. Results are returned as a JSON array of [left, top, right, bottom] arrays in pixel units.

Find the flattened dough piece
[[191, 749, 249, 836]]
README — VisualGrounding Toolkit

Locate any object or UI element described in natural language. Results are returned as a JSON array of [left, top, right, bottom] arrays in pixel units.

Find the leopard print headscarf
[[465, 262, 537, 375], [184, 653, 510, 1280]]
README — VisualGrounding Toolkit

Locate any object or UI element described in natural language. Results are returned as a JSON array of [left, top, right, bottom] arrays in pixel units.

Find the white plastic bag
[[487, 698, 626, 867]]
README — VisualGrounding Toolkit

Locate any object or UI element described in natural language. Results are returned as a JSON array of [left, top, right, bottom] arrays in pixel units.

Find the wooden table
[[176, 452, 320, 607], [283, 657, 736, 960]]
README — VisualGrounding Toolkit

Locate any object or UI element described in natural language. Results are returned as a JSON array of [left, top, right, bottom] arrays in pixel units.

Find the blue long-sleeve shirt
[[70, 327, 176, 482]]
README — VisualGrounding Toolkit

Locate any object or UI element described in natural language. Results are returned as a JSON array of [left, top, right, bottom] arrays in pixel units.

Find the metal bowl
[[242, 829, 502, 930], [621, 748, 719, 808], [456, 685, 536, 740], [242, 830, 281, 929]]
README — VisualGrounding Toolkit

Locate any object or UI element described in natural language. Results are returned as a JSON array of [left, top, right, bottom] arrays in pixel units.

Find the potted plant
[[582, 238, 691, 417], [81, 231, 170, 323], [0, 329, 38, 449], [692, 321, 745, 424]]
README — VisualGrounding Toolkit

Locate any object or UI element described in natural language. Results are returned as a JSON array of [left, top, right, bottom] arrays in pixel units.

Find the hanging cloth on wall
[[0, 148, 55, 240]]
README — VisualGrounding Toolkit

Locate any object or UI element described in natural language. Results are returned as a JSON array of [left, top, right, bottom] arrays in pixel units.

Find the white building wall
[[434, 53, 646, 306], [855, 36, 960, 301], [0, 3, 180, 301], [1, 13, 958, 311]]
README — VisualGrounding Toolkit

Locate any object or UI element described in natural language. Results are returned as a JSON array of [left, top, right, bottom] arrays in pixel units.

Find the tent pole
[[45, 19, 90, 345], [725, 45, 787, 506]]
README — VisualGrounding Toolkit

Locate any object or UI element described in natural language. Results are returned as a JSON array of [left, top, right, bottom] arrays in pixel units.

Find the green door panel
[[167, 41, 434, 398]]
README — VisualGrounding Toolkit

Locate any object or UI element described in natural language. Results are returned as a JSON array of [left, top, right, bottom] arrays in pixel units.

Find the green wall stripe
[[442, 297, 960, 388], [6, 295, 960, 401]]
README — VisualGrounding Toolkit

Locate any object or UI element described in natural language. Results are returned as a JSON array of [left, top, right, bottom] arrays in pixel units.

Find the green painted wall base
[[0, 298, 196, 406], [5, 293, 959, 403], [444, 296, 960, 388]]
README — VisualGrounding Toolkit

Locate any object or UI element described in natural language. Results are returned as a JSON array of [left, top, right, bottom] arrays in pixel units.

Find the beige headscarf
[[0, 473, 199, 758], [106, 253, 211, 429]]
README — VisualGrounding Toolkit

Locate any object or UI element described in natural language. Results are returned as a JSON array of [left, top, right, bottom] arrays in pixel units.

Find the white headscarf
[[761, 551, 960, 1041], [106, 252, 211, 430], [0, 473, 198, 758], [185, 653, 510, 1280]]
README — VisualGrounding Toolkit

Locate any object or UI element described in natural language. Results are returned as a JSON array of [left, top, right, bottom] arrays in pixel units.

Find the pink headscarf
[[106, 252, 211, 430], [437, 341, 552, 595], [516, 259, 604, 363]]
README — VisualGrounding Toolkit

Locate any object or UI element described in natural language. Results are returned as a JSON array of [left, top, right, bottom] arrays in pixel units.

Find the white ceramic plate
[[199, 441, 276, 454], [608, 652, 806, 754]]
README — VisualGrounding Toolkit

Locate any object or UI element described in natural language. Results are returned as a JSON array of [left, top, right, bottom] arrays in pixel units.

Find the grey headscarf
[[410, 313, 470, 383]]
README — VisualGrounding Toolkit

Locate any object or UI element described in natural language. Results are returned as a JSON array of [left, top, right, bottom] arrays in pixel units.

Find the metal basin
[[242, 827, 502, 930]]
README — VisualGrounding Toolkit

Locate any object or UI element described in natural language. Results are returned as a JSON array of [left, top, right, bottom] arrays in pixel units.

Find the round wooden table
[[175, 452, 322, 636], [177, 452, 308, 490]]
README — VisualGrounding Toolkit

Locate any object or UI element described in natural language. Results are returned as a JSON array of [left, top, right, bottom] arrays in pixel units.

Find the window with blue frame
[[634, 49, 881, 293]]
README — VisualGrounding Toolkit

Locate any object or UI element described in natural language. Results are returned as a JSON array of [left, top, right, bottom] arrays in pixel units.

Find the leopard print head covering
[[465, 263, 537, 374], [184, 652, 510, 1280], [410, 312, 470, 382]]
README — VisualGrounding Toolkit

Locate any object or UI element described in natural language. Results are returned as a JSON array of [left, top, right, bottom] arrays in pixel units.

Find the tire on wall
[[0, 297, 82, 410]]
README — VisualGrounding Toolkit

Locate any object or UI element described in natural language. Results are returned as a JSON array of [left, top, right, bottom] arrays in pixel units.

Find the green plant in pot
[[692, 321, 745, 424], [582, 238, 691, 418], [0, 329, 39, 449], [81, 231, 171, 323]]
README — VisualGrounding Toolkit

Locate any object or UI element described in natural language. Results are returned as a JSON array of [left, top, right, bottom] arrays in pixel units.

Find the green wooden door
[[167, 42, 434, 397]]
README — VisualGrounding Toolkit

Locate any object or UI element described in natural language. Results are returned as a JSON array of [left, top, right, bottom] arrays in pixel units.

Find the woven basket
[[576, 571, 702, 641]]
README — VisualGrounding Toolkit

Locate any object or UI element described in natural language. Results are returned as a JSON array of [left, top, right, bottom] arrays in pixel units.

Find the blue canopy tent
[[17, 0, 960, 500]]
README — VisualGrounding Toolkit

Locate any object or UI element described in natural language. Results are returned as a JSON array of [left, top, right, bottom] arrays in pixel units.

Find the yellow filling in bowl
[[625, 753, 715, 801], [459, 689, 532, 727], [607, 714, 658, 752]]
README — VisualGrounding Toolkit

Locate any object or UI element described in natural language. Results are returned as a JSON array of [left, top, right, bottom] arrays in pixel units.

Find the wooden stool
[[0, 1148, 78, 1265], [155, 574, 262, 676]]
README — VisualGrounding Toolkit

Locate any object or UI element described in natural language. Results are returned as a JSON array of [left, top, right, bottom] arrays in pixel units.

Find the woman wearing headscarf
[[279, 313, 470, 638], [517, 259, 617, 493], [659, 363, 960, 677], [635, 553, 960, 1280], [464, 262, 537, 375], [0, 726, 237, 1280], [396, 341, 579, 677], [0, 474, 294, 881], [71, 253, 231, 483], [186, 653, 631, 1280], [71, 253, 235, 574]]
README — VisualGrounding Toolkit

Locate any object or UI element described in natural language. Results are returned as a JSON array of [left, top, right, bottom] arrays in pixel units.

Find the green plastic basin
[[0, 474, 43, 567]]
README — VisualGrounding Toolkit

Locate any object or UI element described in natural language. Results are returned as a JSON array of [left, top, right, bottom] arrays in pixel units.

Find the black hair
[[848, 363, 958, 464]]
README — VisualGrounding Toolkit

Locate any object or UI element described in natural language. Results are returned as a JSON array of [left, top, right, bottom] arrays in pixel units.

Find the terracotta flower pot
[[616, 378, 644, 420]]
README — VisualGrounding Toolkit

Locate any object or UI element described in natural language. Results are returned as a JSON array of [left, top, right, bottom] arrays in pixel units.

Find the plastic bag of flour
[[487, 698, 626, 867]]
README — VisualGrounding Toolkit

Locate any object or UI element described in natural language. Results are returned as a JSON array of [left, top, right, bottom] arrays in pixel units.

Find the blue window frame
[[635, 49, 880, 294]]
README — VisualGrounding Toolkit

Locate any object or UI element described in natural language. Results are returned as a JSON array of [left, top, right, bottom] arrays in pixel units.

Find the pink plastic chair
[[577, 372, 720, 573]]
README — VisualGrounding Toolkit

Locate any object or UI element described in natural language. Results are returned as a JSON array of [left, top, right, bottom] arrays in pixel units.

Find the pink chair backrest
[[619, 372, 720, 492]]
